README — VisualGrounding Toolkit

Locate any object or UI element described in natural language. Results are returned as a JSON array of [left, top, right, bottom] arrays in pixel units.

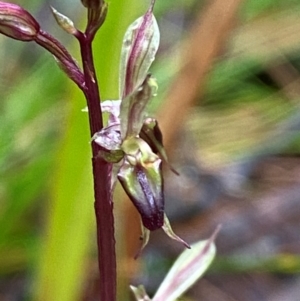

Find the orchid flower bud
[[50, 6, 78, 36], [0, 2, 40, 41], [81, 0, 107, 38], [81, 0, 104, 9], [119, 1, 159, 98]]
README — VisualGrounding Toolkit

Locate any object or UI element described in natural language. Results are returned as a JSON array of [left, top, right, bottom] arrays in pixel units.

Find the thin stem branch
[[35, 30, 85, 89], [78, 32, 117, 301]]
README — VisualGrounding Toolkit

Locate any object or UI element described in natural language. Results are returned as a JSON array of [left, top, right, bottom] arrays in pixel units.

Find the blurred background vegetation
[[1, 0, 300, 300]]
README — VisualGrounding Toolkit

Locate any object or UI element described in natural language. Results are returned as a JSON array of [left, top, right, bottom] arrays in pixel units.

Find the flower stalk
[[80, 35, 117, 301], [76, 5, 117, 301]]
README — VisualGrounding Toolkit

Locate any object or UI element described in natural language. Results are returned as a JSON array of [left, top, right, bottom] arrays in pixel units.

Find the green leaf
[[152, 228, 219, 301]]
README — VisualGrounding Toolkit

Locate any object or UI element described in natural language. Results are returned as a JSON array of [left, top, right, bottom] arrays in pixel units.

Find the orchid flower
[[93, 0, 189, 252]]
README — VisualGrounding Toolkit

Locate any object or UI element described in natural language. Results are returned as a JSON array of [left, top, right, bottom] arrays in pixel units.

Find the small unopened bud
[[50, 6, 77, 36], [81, 0, 104, 9], [0, 2, 39, 41], [85, 1, 107, 38], [119, 1, 159, 98]]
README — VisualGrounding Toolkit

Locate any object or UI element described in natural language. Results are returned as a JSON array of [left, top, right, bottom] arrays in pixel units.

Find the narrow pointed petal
[[140, 118, 163, 151], [162, 214, 190, 249], [134, 224, 150, 259], [152, 227, 220, 301], [120, 75, 157, 140], [140, 118, 179, 175]]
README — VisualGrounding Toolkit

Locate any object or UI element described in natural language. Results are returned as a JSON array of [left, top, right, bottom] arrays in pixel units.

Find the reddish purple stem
[[78, 31, 117, 301]]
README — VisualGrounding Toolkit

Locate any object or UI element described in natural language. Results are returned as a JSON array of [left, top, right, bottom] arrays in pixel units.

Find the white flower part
[[93, 124, 122, 151], [83, 100, 122, 126], [101, 100, 121, 125]]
